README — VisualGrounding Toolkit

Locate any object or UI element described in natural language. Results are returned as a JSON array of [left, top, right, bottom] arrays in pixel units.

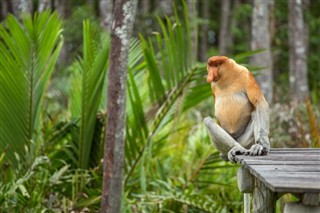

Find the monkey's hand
[[227, 146, 248, 163], [248, 136, 270, 156]]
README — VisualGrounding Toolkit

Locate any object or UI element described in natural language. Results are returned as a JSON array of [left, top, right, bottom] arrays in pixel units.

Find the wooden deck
[[235, 148, 320, 212]]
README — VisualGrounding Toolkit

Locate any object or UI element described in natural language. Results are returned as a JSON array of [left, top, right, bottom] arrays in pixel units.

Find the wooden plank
[[247, 165, 320, 172], [271, 181, 320, 193], [257, 171, 320, 179], [270, 148, 320, 152], [235, 149, 320, 194], [236, 155, 320, 161], [245, 170, 320, 193], [244, 167, 320, 183], [268, 152, 320, 156], [239, 167, 320, 191], [237, 159, 320, 165], [269, 179, 320, 193]]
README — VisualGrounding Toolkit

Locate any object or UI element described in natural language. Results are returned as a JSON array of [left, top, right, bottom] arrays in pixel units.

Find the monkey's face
[[206, 56, 229, 83]]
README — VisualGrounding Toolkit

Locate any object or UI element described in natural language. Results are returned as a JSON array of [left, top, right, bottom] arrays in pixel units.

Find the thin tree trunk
[[38, 0, 51, 12], [54, 0, 67, 18], [54, 0, 69, 66], [159, 0, 173, 17], [250, 0, 273, 103], [288, 0, 309, 103], [142, 0, 150, 13], [87, 0, 94, 6], [99, 0, 114, 30], [219, 0, 232, 55], [0, 0, 9, 20], [101, 0, 138, 212], [230, 0, 239, 46], [198, 0, 209, 61], [187, 0, 197, 61], [12, 0, 32, 16]]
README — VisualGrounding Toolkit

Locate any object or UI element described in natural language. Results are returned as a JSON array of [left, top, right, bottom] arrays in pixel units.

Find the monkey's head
[[206, 56, 231, 83]]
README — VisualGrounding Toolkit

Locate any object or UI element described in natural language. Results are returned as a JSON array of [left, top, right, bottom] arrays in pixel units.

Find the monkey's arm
[[246, 73, 270, 155]]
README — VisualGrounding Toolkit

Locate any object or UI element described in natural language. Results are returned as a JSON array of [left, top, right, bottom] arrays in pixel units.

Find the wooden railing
[[235, 148, 320, 213]]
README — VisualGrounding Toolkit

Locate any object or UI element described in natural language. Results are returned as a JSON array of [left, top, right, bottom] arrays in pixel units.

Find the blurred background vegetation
[[0, 0, 319, 212]]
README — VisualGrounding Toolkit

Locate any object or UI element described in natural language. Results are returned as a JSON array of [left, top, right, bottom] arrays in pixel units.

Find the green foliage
[[270, 102, 320, 148], [8, 2, 320, 212], [0, 5, 246, 211], [0, 11, 63, 167], [124, 2, 210, 189], [77, 20, 109, 169], [272, 0, 320, 103], [231, 2, 252, 55], [62, 5, 100, 65], [307, 1, 320, 103], [0, 153, 71, 211], [123, 3, 242, 212]]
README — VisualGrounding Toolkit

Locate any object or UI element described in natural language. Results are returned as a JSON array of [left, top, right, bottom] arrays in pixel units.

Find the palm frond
[[0, 12, 63, 167], [77, 20, 110, 169], [124, 2, 207, 187]]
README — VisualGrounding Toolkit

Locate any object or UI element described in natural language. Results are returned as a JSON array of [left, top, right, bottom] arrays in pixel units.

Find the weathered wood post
[[237, 167, 253, 213], [252, 178, 276, 213], [235, 149, 320, 213], [237, 166, 277, 213]]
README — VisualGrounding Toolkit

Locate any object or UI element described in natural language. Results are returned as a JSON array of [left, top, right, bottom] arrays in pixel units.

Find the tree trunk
[[159, 0, 173, 17], [288, 0, 309, 103], [198, 0, 209, 61], [100, 0, 138, 212], [38, 0, 51, 12], [87, 0, 94, 6], [12, 0, 32, 16], [0, 0, 9, 20], [54, 0, 69, 66], [187, 0, 197, 61], [230, 0, 239, 46], [54, 0, 67, 18], [219, 0, 232, 55], [99, 0, 114, 30], [250, 0, 273, 103], [142, 0, 150, 13]]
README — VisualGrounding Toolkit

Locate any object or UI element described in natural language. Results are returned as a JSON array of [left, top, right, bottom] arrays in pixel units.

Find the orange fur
[[245, 72, 265, 107], [207, 56, 266, 138]]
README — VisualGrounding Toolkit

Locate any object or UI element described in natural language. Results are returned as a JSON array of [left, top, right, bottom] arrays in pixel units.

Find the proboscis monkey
[[204, 56, 270, 163]]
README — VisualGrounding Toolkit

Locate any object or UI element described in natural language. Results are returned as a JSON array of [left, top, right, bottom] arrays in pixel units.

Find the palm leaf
[[77, 20, 110, 169], [124, 2, 208, 187], [66, 23, 143, 170], [0, 12, 63, 167]]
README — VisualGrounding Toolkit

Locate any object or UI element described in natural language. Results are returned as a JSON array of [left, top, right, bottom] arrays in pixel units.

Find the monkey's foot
[[220, 153, 229, 162], [227, 146, 248, 163], [247, 144, 268, 156]]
